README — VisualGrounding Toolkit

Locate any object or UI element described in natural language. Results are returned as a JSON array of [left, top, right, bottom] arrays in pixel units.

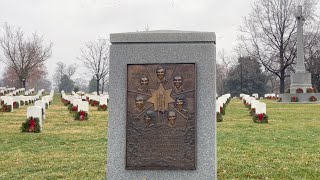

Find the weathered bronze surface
[[126, 63, 196, 170]]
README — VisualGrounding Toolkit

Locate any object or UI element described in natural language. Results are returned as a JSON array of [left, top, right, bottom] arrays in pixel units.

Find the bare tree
[[53, 61, 77, 91], [216, 49, 235, 95], [239, 0, 319, 93], [66, 63, 77, 78], [53, 61, 66, 88], [101, 73, 109, 94], [79, 39, 109, 95], [0, 23, 52, 88]]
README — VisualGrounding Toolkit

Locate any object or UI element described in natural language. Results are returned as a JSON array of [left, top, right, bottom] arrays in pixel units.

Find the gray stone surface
[[110, 30, 216, 43], [290, 72, 312, 93], [280, 93, 320, 103], [107, 31, 217, 180], [283, 6, 313, 100]]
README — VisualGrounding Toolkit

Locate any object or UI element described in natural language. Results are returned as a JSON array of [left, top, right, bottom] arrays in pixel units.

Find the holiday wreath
[[253, 113, 268, 123], [74, 110, 89, 121], [21, 117, 41, 133], [1, 104, 12, 112], [98, 104, 108, 111]]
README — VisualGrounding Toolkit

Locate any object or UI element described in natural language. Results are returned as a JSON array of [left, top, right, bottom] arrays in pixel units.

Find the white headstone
[[99, 96, 108, 106], [251, 100, 259, 109], [78, 101, 89, 112], [27, 106, 43, 130], [252, 93, 259, 99], [35, 100, 46, 120], [73, 99, 82, 107], [4, 97, 14, 112], [256, 102, 267, 114]]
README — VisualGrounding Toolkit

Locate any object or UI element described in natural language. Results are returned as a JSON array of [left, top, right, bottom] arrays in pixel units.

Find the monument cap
[[110, 30, 216, 43]]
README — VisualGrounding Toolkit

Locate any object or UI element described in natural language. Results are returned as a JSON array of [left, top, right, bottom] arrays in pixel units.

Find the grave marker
[[107, 30, 217, 179]]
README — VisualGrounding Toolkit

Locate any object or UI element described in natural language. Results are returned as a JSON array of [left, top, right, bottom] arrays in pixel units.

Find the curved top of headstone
[[110, 30, 216, 43]]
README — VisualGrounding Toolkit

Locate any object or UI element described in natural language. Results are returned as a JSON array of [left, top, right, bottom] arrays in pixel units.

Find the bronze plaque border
[[125, 63, 197, 170]]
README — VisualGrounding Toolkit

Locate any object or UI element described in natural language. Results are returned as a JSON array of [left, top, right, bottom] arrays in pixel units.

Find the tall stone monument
[[107, 30, 217, 179], [290, 5, 312, 93]]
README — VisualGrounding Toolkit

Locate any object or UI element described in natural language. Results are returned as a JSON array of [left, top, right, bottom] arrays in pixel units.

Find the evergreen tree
[[225, 56, 269, 96], [88, 76, 98, 93], [58, 75, 74, 93]]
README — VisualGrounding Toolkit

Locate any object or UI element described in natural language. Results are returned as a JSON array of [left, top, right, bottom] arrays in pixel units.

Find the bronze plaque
[[126, 63, 196, 170]]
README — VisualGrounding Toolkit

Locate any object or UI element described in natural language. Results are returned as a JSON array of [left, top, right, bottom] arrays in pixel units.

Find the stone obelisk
[[290, 5, 312, 93]]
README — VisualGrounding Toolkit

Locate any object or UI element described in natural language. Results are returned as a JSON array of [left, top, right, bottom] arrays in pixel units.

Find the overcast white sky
[[0, 0, 255, 80]]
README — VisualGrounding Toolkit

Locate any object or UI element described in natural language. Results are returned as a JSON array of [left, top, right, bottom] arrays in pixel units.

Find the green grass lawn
[[0, 94, 108, 179], [218, 99, 320, 179], [1, 95, 320, 179]]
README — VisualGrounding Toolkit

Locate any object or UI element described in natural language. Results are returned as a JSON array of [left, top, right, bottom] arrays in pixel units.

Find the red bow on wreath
[[220, 106, 223, 113], [80, 111, 86, 121], [258, 114, 264, 122], [29, 118, 36, 132]]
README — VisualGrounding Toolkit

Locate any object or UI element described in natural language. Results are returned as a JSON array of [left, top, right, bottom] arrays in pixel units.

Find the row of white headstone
[[264, 93, 278, 98], [26, 90, 54, 131], [61, 91, 90, 113], [0, 89, 44, 112], [216, 94, 231, 113], [0, 87, 26, 96], [240, 94, 267, 115], [0, 87, 16, 92], [69, 91, 109, 106], [85, 92, 109, 106]]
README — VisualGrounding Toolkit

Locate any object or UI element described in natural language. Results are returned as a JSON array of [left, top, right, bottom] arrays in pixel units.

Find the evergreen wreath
[[306, 88, 314, 93], [220, 106, 225, 115], [1, 104, 12, 112], [62, 98, 70, 106], [253, 113, 268, 123], [13, 101, 19, 109], [21, 117, 41, 133], [98, 104, 108, 111], [296, 88, 303, 93], [291, 96, 299, 102], [68, 104, 74, 113], [90, 100, 99, 107], [309, 96, 317, 102], [74, 110, 89, 121]]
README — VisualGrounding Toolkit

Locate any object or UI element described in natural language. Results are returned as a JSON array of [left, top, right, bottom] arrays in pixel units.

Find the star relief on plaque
[[147, 83, 175, 112], [126, 63, 196, 170]]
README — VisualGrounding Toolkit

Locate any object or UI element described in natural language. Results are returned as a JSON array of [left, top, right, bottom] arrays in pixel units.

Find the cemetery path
[[220, 99, 252, 123]]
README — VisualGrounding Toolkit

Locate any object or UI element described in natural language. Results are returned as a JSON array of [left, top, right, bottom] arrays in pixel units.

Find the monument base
[[290, 72, 312, 93], [279, 93, 320, 103]]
